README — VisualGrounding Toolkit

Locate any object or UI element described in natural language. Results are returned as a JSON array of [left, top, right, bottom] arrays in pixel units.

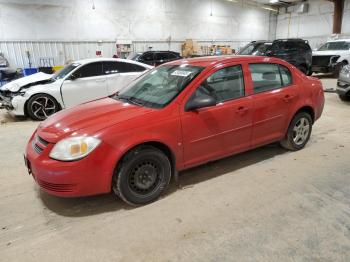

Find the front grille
[[32, 135, 50, 154], [37, 136, 49, 146], [37, 178, 76, 193], [312, 55, 332, 67], [33, 143, 43, 154]]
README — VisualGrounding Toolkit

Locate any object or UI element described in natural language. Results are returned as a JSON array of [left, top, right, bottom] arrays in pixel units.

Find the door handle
[[235, 106, 249, 115], [283, 94, 294, 103]]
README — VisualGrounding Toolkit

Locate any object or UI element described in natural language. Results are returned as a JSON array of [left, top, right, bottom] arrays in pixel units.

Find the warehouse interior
[[1, 0, 350, 261]]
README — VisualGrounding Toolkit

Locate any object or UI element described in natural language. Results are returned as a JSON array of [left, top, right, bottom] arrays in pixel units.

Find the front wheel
[[26, 94, 60, 121], [280, 112, 312, 151], [113, 145, 172, 206], [339, 94, 350, 101]]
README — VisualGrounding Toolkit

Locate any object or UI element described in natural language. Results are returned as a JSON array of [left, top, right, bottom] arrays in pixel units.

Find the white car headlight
[[49, 136, 101, 161]]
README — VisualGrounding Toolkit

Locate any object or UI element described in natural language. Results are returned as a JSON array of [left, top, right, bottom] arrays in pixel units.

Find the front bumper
[[25, 132, 120, 197], [312, 63, 339, 73], [0, 94, 27, 116], [336, 80, 350, 96]]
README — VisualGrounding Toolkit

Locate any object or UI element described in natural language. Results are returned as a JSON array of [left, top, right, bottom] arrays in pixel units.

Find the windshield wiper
[[116, 95, 144, 106]]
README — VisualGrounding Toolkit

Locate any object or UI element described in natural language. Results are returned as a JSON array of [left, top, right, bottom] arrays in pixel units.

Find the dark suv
[[238, 39, 313, 75], [127, 51, 182, 66]]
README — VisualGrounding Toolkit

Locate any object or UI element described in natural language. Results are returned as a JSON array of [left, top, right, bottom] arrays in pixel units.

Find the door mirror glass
[[185, 93, 216, 111]]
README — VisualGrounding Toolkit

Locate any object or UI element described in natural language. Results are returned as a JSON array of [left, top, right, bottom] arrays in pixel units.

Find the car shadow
[[39, 143, 287, 217], [0, 109, 29, 124]]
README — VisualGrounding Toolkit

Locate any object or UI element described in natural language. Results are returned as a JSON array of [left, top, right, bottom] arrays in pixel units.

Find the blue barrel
[[23, 68, 38, 76]]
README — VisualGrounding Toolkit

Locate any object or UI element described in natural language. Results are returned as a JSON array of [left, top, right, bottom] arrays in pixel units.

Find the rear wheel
[[113, 145, 171, 206], [26, 94, 60, 121], [280, 112, 312, 151]]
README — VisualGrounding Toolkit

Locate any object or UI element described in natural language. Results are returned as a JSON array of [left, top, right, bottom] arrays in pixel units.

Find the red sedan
[[25, 56, 325, 205]]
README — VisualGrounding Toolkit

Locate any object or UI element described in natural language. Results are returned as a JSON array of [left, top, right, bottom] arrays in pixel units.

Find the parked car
[[0, 53, 22, 82], [312, 39, 350, 75], [0, 58, 152, 120], [237, 39, 313, 75], [127, 51, 182, 66], [24, 56, 324, 205], [336, 64, 350, 101]]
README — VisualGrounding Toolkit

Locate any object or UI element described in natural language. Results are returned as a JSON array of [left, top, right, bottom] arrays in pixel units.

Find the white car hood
[[0, 72, 53, 92], [313, 50, 349, 56]]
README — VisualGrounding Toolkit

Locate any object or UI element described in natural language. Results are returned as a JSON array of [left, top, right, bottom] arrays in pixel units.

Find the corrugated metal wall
[[0, 40, 250, 69]]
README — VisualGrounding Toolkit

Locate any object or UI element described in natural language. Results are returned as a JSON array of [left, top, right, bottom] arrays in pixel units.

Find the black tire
[[280, 112, 313, 151], [306, 67, 313, 76], [339, 94, 350, 102], [26, 94, 60, 121], [113, 145, 171, 206]]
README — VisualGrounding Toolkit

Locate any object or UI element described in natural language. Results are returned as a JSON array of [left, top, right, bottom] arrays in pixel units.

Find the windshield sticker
[[171, 70, 192, 77]]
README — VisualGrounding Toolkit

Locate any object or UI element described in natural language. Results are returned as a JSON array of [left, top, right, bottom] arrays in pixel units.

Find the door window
[[103, 61, 146, 74], [193, 65, 245, 103], [74, 62, 103, 78], [141, 53, 154, 62], [155, 52, 169, 60], [249, 63, 292, 93]]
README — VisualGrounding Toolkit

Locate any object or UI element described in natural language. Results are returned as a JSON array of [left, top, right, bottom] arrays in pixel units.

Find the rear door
[[181, 64, 253, 168], [249, 63, 299, 147], [103, 61, 148, 94], [61, 62, 108, 107], [139, 52, 155, 66]]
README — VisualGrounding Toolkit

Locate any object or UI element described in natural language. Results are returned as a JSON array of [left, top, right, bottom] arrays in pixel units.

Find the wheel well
[[295, 106, 315, 123], [119, 141, 176, 171], [23, 93, 62, 117]]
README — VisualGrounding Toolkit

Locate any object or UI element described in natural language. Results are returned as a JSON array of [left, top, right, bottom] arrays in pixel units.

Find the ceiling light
[[269, 0, 279, 3]]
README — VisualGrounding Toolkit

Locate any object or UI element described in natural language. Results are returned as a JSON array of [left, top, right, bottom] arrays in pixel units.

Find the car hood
[[312, 50, 349, 56], [0, 72, 53, 92], [37, 97, 154, 143]]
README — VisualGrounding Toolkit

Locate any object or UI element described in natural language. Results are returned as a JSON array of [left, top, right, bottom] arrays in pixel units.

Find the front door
[[181, 64, 253, 168], [62, 62, 108, 108]]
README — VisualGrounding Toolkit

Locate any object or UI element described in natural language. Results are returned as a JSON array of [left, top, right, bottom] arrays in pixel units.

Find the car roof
[[166, 55, 284, 68], [73, 57, 153, 68]]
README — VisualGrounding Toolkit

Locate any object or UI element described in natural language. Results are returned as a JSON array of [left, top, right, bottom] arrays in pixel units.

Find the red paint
[[25, 56, 325, 197]]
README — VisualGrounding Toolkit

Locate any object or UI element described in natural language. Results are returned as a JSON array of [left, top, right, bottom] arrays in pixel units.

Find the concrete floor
[[0, 78, 349, 262]]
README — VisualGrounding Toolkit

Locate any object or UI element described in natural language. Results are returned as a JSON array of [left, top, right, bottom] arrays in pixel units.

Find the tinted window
[[74, 62, 103, 78], [249, 63, 292, 93], [238, 42, 272, 55], [318, 41, 350, 51], [103, 61, 146, 74], [155, 52, 169, 60], [194, 65, 244, 103], [141, 53, 154, 62]]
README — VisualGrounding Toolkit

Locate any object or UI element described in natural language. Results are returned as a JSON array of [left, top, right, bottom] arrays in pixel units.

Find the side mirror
[[185, 93, 216, 112], [69, 73, 77, 81]]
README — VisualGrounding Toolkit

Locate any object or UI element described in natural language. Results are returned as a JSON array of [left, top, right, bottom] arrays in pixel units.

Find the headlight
[[49, 136, 101, 161]]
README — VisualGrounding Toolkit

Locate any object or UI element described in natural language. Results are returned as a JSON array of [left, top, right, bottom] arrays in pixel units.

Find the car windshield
[[52, 63, 80, 80], [318, 41, 350, 51], [127, 52, 142, 60], [238, 42, 271, 55], [114, 64, 203, 108]]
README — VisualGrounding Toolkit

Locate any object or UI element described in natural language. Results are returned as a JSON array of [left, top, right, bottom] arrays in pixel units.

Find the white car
[[312, 39, 350, 74], [0, 58, 153, 120]]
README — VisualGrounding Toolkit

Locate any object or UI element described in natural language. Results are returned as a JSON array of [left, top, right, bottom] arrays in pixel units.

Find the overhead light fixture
[[262, 6, 278, 12], [269, 0, 279, 3]]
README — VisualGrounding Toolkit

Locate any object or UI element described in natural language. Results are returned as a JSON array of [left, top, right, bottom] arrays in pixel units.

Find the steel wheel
[[128, 160, 161, 196], [27, 95, 59, 120]]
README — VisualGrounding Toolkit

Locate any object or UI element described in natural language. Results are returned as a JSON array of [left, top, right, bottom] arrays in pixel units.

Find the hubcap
[[129, 161, 160, 195], [31, 97, 57, 120], [292, 117, 310, 145]]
